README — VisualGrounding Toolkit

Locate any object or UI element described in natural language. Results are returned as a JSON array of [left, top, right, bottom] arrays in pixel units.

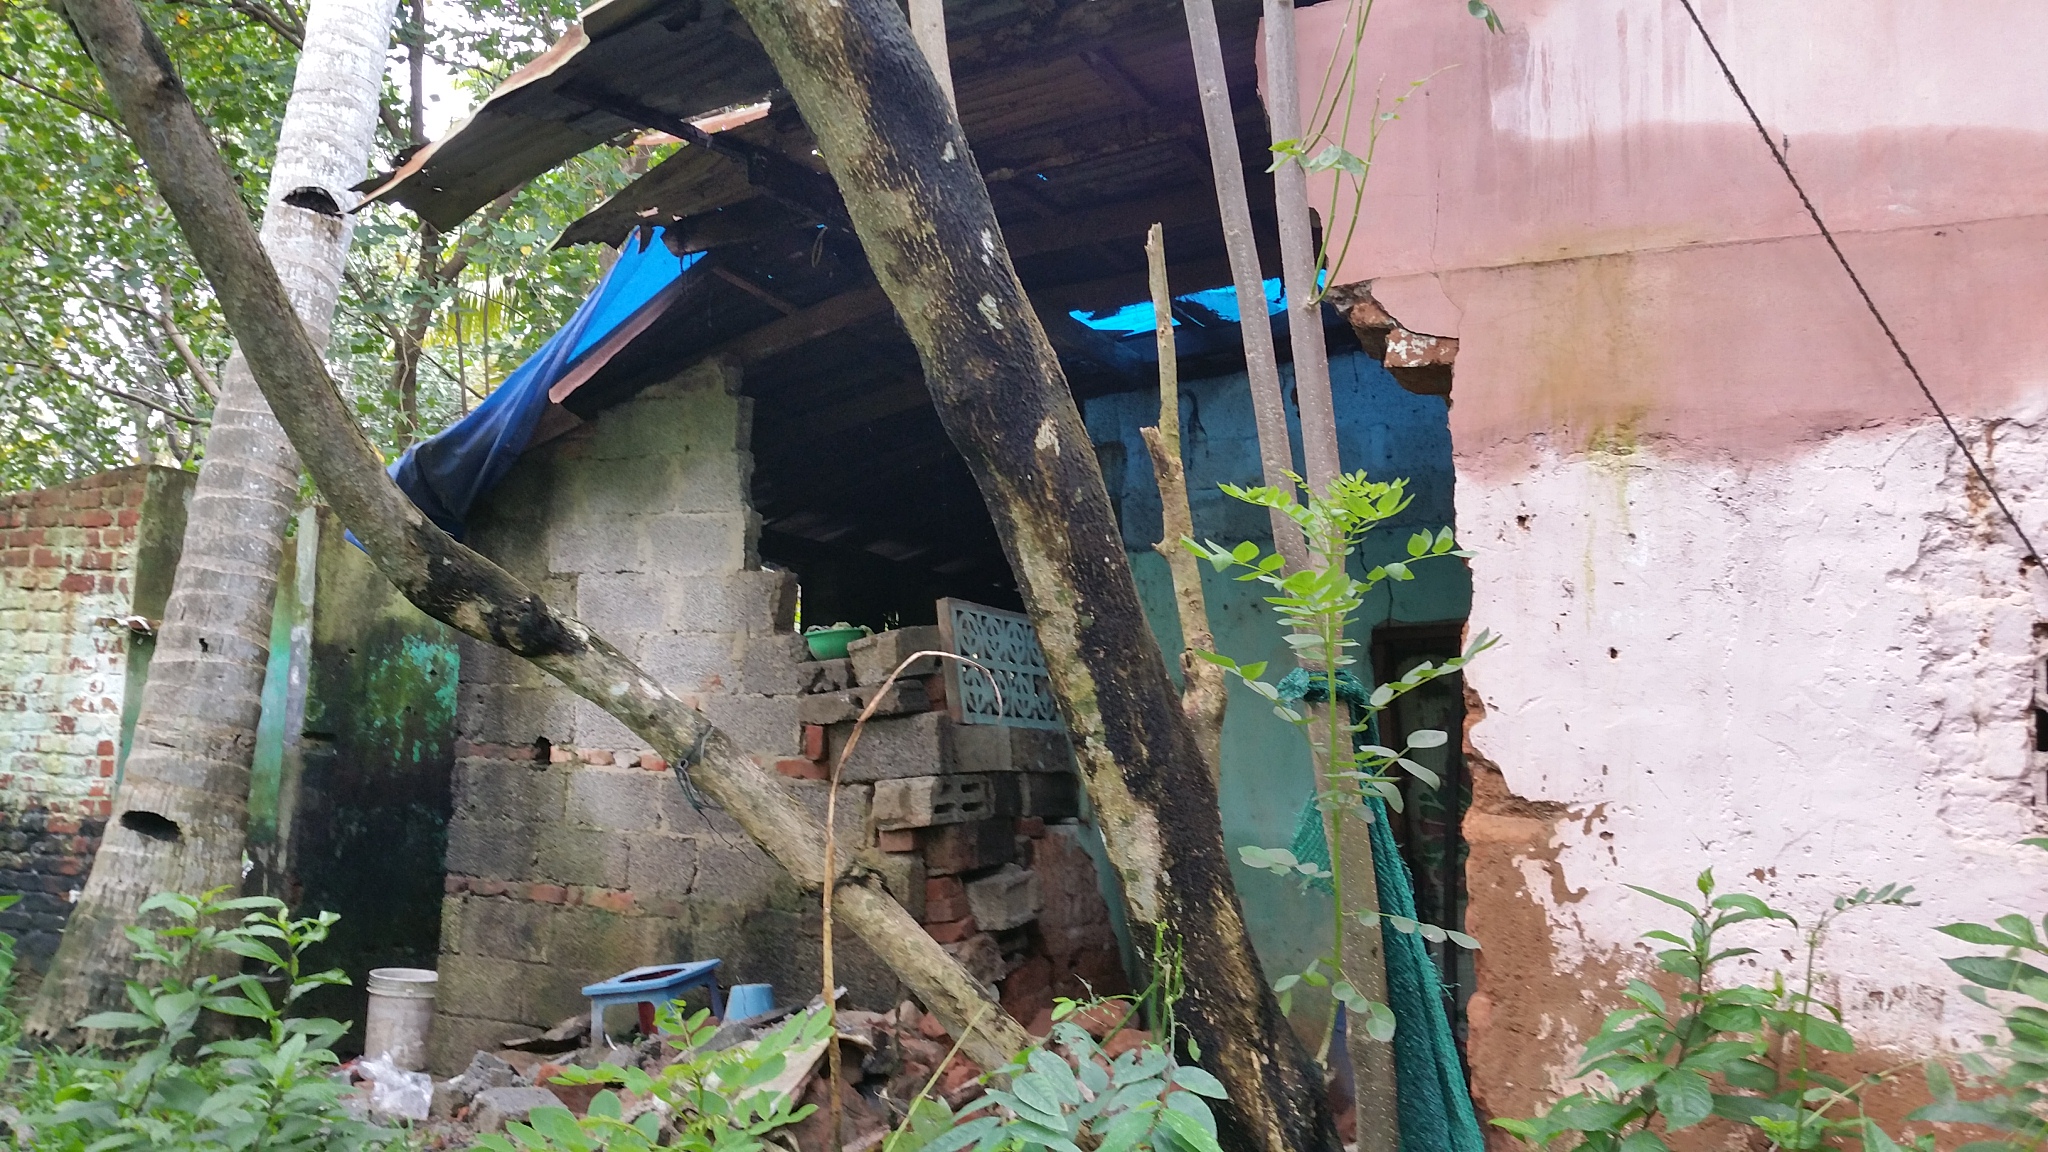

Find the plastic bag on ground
[[359, 1053, 433, 1120]]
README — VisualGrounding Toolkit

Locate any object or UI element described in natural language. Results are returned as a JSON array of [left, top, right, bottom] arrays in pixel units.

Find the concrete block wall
[[0, 466, 190, 965], [433, 362, 900, 1072]]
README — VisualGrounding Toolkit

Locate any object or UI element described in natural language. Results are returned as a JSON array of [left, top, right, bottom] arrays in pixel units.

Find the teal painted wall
[[1083, 351, 1468, 986]]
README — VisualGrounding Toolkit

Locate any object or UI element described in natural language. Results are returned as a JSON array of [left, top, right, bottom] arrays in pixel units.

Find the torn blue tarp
[[383, 228, 699, 540]]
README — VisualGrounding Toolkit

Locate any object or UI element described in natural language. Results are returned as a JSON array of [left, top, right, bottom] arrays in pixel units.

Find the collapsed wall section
[[432, 362, 1126, 1072]]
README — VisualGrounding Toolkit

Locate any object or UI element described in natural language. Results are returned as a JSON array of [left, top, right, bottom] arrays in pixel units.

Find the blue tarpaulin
[[383, 228, 699, 540]]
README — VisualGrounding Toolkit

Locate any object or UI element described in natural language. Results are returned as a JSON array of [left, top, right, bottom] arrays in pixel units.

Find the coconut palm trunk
[[27, 0, 400, 1040]]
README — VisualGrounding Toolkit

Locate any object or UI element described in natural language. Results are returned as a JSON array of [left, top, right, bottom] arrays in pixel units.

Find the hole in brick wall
[[120, 810, 181, 842]]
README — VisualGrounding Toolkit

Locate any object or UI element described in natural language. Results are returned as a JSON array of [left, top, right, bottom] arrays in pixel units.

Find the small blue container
[[725, 983, 775, 1021]]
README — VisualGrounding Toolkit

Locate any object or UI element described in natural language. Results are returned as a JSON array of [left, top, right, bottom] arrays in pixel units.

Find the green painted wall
[[1083, 352, 1468, 987], [247, 508, 458, 1048]]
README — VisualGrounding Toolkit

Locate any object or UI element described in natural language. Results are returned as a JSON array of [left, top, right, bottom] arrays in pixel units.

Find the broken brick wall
[[0, 466, 190, 967]]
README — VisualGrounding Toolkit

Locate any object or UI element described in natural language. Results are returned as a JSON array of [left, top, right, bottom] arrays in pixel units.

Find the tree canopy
[[0, 0, 651, 490]]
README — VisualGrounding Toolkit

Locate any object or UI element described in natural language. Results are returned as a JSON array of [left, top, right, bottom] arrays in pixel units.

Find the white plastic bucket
[[363, 967, 438, 1071]]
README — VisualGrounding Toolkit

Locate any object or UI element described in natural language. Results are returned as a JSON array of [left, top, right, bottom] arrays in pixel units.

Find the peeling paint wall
[[1279, 0, 2048, 1129]]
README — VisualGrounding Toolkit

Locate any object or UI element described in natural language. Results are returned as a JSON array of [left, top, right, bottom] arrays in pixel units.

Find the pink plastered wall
[[1275, 0, 2048, 1131]]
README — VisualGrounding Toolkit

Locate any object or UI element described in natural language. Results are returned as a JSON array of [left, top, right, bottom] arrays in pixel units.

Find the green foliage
[[1906, 838, 2048, 1148], [885, 1002, 1229, 1152], [1188, 470, 1485, 1047], [7, 886, 399, 1152], [1493, 872, 1921, 1152], [0, 0, 647, 490], [474, 1002, 834, 1152], [0, 0, 295, 487]]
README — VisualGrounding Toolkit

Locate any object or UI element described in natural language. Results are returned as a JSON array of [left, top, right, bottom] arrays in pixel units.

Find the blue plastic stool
[[582, 960, 722, 1045]]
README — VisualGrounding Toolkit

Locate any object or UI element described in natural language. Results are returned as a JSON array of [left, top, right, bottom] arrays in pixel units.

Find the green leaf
[[1937, 923, 2029, 948], [1406, 729, 1448, 749], [1362, 1000, 1396, 1042], [1170, 1066, 1228, 1099], [1626, 885, 1699, 917], [1656, 1068, 1714, 1130], [1156, 1107, 1226, 1152], [1618, 1132, 1669, 1152]]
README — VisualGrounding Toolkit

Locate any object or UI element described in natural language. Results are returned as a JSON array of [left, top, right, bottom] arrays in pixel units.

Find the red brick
[[925, 876, 964, 903], [80, 551, 112, 570], [471, 878, 508, 897], [77, 510, 112, 529], [585, 888, 634, 913], [877, 829, 917, 853], [98, 760, 115, 778], [504, 743, 537, 761], [95, 740, 115, 757], [31, 548, 59, 567], [444, 875, 471, 894], [923, 894, 970, 922], [116, 509, 139, 527], [639, 751, 666, 772], [580, 748, 614, 765], [549, 745, 575, 764], [528, 883, 569, 904], [1016, 817, 1046, 838], [924, 916, 978, 944], [802, 724, 828, 762], [774, 758, 827, 780]]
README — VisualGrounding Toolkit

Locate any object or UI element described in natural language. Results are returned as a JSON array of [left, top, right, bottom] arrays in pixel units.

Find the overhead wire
[[1673, 0, 2042, 567]]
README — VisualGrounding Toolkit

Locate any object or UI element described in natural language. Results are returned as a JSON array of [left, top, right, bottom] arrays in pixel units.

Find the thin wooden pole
[[1262, 0, 1341, 491], [908, 0, 955, 114], [1178, 0, 1309, 574], [1140, 224, 1228, 780]]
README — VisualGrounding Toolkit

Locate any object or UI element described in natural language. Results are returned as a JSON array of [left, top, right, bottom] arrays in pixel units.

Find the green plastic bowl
[[804, 625, 869, 661]]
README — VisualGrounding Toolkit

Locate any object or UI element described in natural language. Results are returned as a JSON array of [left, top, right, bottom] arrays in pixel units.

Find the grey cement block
[[454, 761, 566, 825], [444, 817, 536, 880], [798, 680, 928, 726], [534, 829, 629, 888], [428, 1014, 533, 1078], [571, 697, 645, 751], [644, 512, 752, 576], [458, 898, 553, 964], [625, 832, 698, 901], [576, 571, 667, 636], [740, 633, 812, 696], [873, 775, 999, 830], [701, 694, 801, 759], [566, 769, 665, 832], [473, 1087, 564, 1133], [966, 864, 1042, 931], [848, 626, 943, 686], [689, 840, 786, 906], [544, 907, 665, 972], [865, 851, 925, 920], [633, 631, 742, 695], [458, 684, 577, 746], [830, 711, 952, 782], [795, 659, 854, 694], [437, 953, 532, 1020]]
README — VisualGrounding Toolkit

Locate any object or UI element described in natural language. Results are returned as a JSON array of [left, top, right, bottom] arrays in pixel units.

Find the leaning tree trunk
[[723, 3, 1339, 1150], [29, 0, 402, 1040], [52, 0, 1035, 1076]]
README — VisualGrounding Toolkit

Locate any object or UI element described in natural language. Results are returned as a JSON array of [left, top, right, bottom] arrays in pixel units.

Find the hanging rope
[[1673, 0, 2042, 567]]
